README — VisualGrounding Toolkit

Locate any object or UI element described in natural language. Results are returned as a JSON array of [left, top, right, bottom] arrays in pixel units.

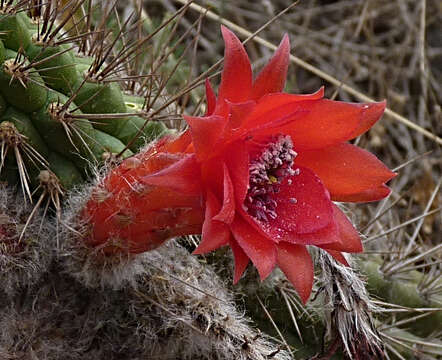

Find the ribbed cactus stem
[[359, 256, 442, 337], [0, 3, 171, 197]]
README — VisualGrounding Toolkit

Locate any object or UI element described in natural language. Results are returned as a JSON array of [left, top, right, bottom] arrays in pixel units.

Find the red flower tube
[[80, 26, 396, 303]]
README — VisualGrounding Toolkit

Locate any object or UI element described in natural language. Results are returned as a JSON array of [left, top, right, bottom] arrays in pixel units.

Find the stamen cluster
[[245, 135, 298, 221]]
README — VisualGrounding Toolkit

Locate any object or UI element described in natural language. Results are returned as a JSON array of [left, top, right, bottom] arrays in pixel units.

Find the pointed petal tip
[[276, 243, 314, 304], [364, 99, 387, 120], [333, 184, 394, 203], [324, 250, 350, 266], [230, 238, 250, 284], [192, 241, 226, 255], [280, 33, 290, 51], [192, 246, 205, 255], [231, 218, 277, 282], [218, 25, 252, 104], [220, 25, 238, 43], [250, 32, 291, 100], [204, 78, 217, 116], [348, 99, 387, 139], [297, 144, 397, 200]]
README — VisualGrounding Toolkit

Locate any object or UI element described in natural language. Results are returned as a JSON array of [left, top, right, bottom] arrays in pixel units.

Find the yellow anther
[[268, 175, 278, 184]]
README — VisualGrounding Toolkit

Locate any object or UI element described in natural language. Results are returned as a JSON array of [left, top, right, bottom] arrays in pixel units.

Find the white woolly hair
[[1, 236, 292, 359], [0, 185, 54, 297]]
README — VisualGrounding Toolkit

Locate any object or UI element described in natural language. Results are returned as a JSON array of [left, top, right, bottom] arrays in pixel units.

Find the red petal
[[193, 191, 230, 254], [243, 100, 375, 153], [141, 154, 202, 195], [205, 79, 217, 116], [334, 184, 391, 203], [286, 220, 340, 246], [212, 163, 235, 224], [319, 204, 363, 253], [230, 237, 250, 284], [251, 34, 290, 100], [231, 217, 276, 280], [246, 99, 385, 150], [323, 249, 349, 266], [347, 101, 386, 139], [217, 26, 252, 105], [258, 87, 324, 107], [276, 243, 314, 304], [161, 130, 192, 154], [224, 141, 249, 204], [295, 143, 396, 199], [225, 100, 256, 132], [253, 207, 339, 247], [268, 166, 333, 234], [184, 114, 226, 160], [240, 88, 324, 134], [284, 99, 368, 150]]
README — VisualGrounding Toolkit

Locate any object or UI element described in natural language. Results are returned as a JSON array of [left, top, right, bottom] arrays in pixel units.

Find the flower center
[[245, 135, 298, 222]]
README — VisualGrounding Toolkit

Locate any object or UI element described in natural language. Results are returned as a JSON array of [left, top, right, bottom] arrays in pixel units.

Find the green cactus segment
[[0, 108, 48, 189], [124, 94, 145, 110], [117, 116, 168, 152], [73, 80, 128, 136], [1, 107, 49, 159], [0, 50, 48, 113], [31, 90, 133, 164], [26, 42, 81, 94], [30, 91, 96, 164], [360, 258, 442, 338], [48, 152, 84, 190], [0, 5, 170, 201], [91, 129, 133, 160], [75, 55, 94, 66], [0, 12, 31, 51]]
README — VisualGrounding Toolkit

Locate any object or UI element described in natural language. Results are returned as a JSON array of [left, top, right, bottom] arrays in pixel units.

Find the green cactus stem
[[0, 50, 48, 112]]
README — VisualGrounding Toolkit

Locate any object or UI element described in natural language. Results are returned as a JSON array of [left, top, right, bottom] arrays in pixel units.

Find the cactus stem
[[47, 101, 94, 157], [0, 121, 48, 201], [24, 43, 75, 69]]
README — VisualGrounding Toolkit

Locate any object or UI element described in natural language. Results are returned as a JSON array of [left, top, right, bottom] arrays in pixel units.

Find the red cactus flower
[[80, 26, 396, 303]]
